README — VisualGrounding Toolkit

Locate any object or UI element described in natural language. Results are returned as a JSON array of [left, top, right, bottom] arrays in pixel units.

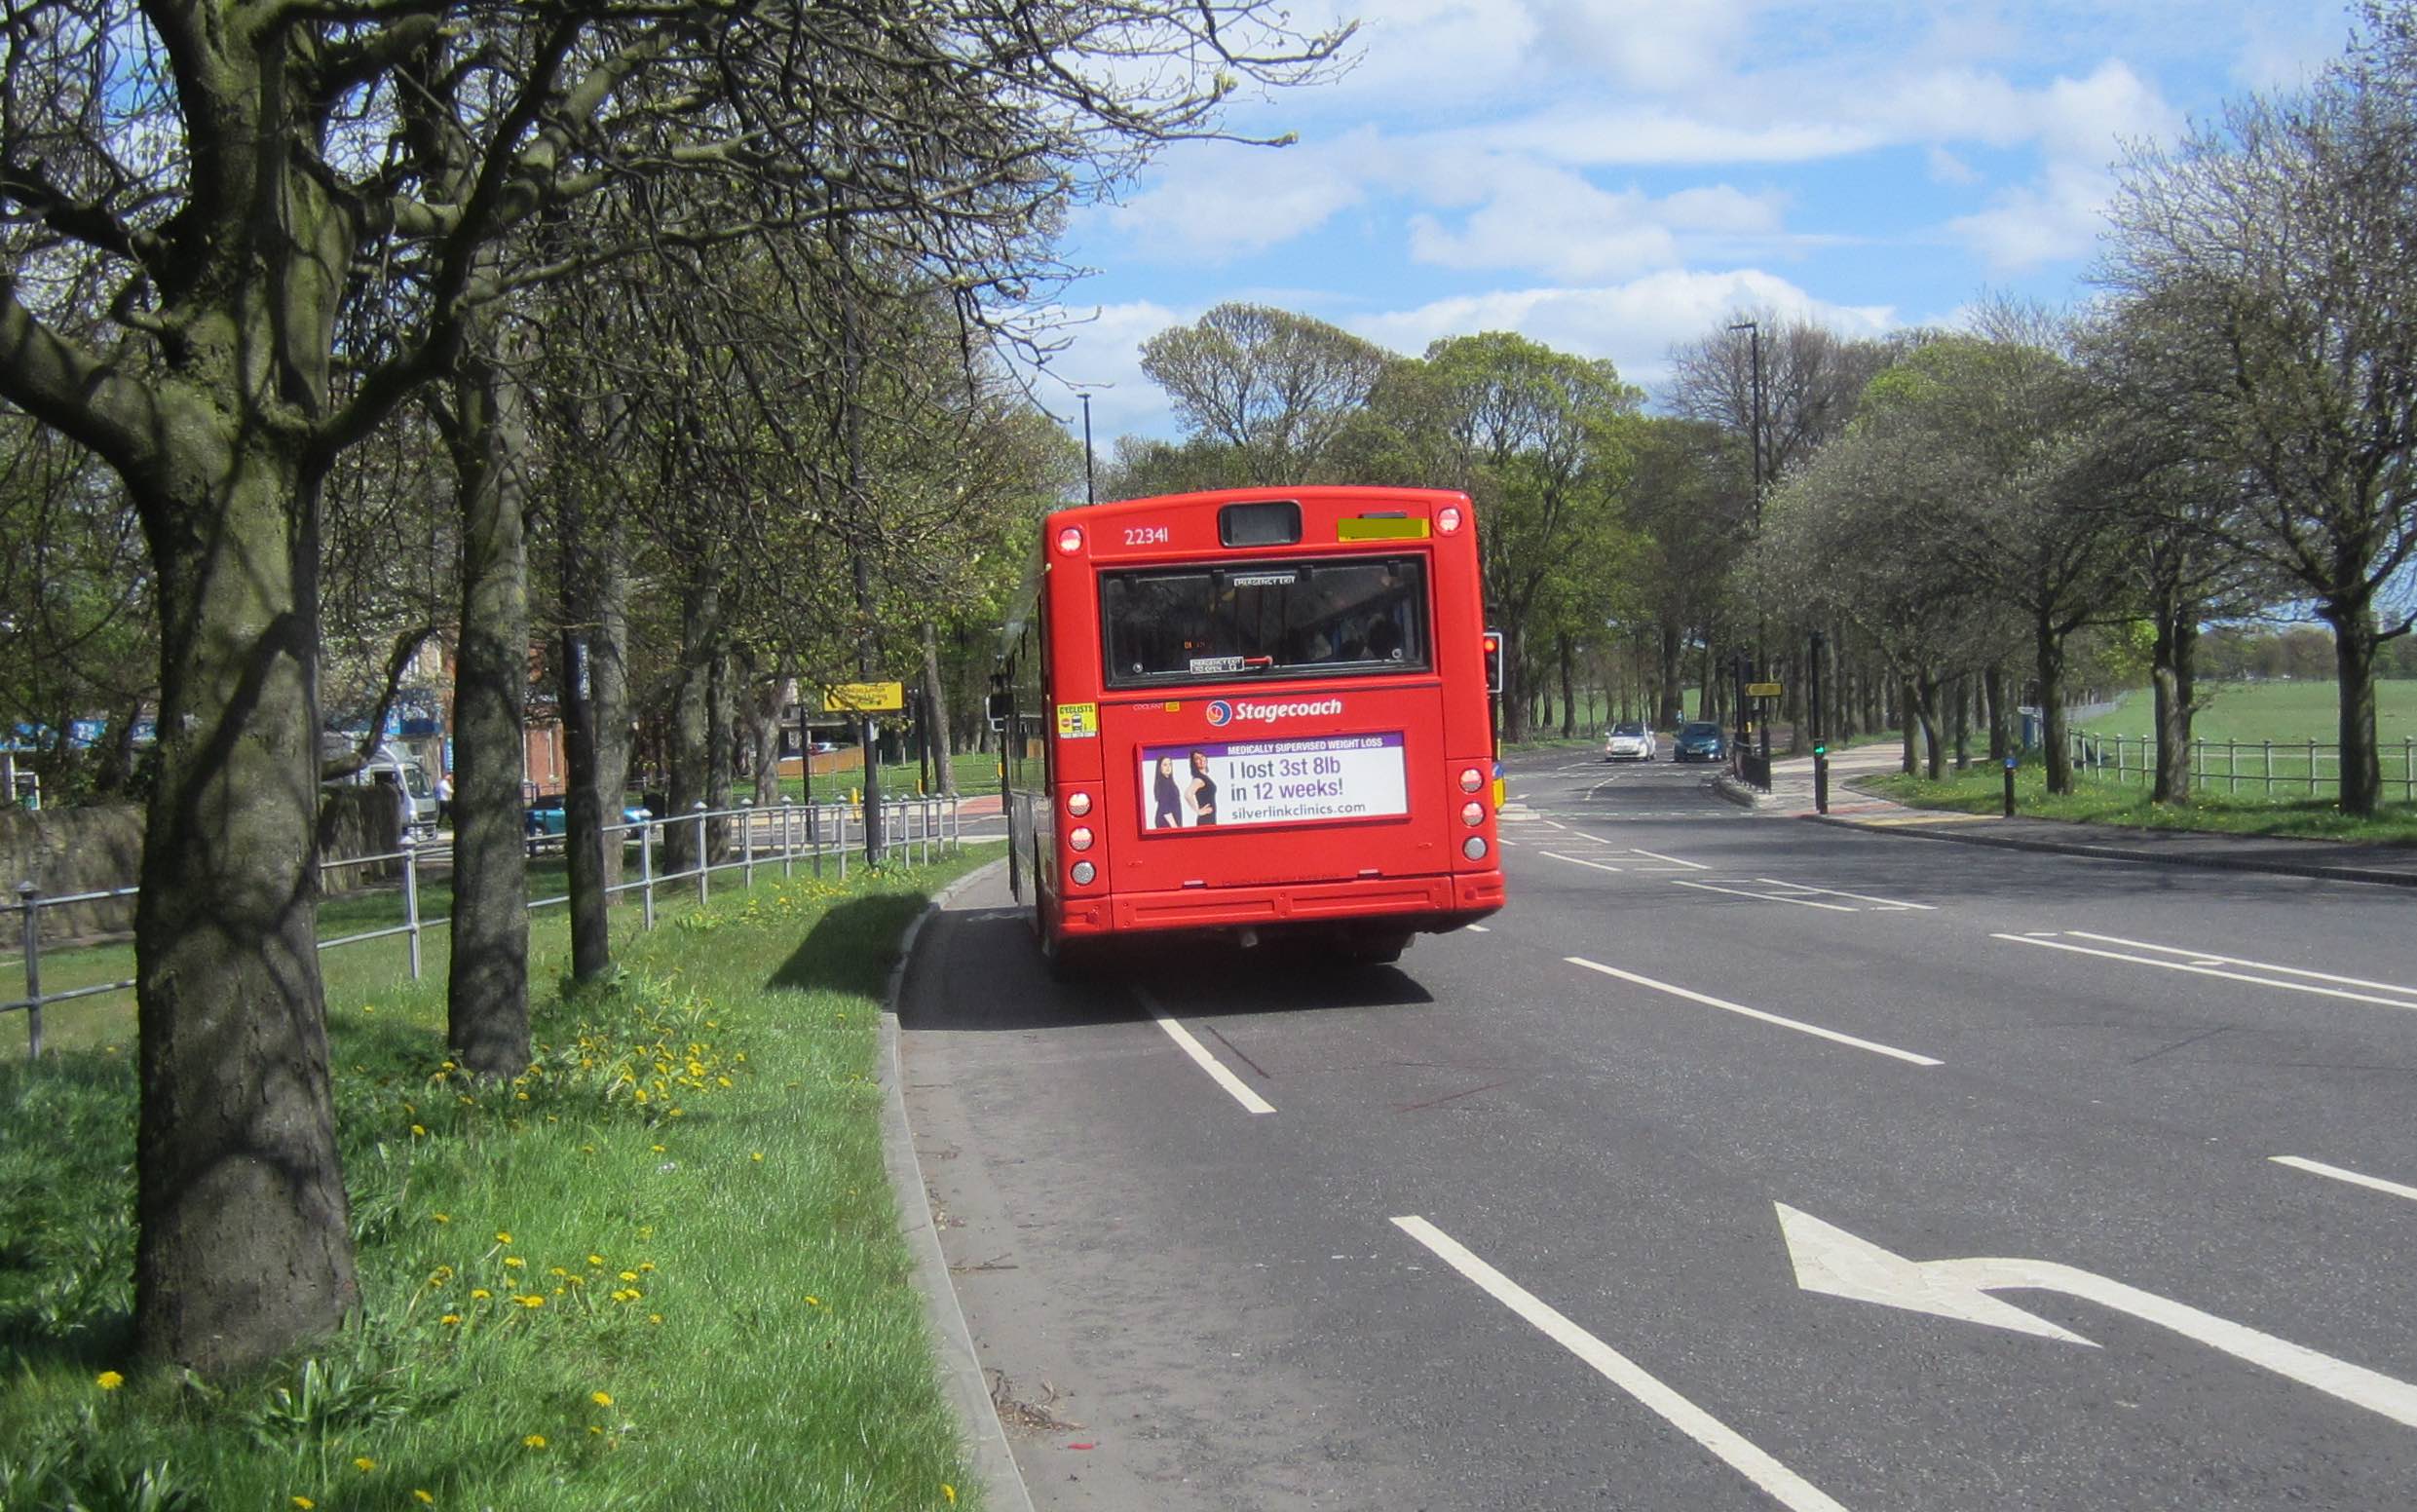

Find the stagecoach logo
[[1207, 697, 1343, 728]]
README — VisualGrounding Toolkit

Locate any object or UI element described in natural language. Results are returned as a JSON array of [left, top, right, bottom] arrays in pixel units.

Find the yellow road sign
[[1746, 681, 1783, 697], [823, 681, 904, 713]]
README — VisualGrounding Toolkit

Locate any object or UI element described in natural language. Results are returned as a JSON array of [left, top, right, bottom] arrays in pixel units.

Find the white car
[[1603, 722, 1655, 761]]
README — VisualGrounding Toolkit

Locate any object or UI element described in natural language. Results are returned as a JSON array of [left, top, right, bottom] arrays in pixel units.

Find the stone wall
[[5, 788, 400, 946]]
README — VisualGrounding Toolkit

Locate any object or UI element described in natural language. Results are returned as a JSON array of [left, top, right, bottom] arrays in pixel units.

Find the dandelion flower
[[95, 1370, 124, 1390], [496, 1231, 512, 1244], [516, 1295, 546, 1308], [293, 1498, 316, 1510], [471, 1288, 492, 1301], [414, 1493, 434, 1505], [586, 1254, 605, 1267], [591, 1390, 615, 1408], [523, 1433, 548, 1449], [805, 1295, 821, 1306], [638, 1262, 655, 1273], [440, 1313, 461, 1326], [651, 1144, 666, 1153], [503, 1256, 525, 1269], [944, 1486, 958, 1505], [751, 1152, 764, 1162], [354, 1456, 377, 1472], [410, 1124, 427, 1137], [648, 1313, 663, 1325], [432, 1212, 451, 1224]]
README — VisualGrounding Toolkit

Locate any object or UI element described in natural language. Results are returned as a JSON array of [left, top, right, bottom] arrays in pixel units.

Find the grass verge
[[1860, 764, 2417, 846], [1, 844, 1002, 1512]]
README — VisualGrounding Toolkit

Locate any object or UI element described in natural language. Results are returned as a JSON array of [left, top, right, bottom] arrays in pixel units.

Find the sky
[[1031, 0, 2356, 447]]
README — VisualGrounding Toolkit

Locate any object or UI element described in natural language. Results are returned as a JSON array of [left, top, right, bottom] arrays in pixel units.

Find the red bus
[[996, 485, 1505, 971]]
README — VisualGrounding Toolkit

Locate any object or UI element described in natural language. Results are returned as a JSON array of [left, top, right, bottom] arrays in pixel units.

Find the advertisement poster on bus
[[1136, 733, 1408, 830]]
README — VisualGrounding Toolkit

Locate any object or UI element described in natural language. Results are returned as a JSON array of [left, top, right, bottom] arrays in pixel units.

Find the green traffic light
[[1812, 743, 1826, 755]]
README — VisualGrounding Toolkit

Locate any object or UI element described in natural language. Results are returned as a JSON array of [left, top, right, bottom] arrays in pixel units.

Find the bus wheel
[[1041, 930, 1090, 983], [1337, 929, 1412, 966]]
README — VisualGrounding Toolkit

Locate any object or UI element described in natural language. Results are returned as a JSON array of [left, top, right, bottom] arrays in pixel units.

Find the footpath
[[1716, 742, 2417, 888]]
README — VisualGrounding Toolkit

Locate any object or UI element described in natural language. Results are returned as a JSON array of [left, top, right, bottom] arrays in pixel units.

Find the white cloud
[[1097, 130, 1382, 262], [1022, 300, 1195, 442], [1945, 59, 2181, 270], [1926, 145, 1981, 185], [1464, 108, 1883, 167], [1406, 165, 1789, 282], [1347, 269, 1896, 394]]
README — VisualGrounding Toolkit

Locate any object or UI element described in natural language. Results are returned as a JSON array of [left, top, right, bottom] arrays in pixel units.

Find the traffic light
[[1482, 628, 1504, 694]]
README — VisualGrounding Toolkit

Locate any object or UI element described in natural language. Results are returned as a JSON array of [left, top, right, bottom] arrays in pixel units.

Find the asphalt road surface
[[899, 745, 2417, 1510]]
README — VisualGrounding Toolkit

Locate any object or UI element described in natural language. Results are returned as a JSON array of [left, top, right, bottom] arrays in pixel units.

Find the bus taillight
[[1071, 861, 1096, 885], [1069, 827, 1094, 851], [1458, 767, 1484, 793], [1066, 791, 1092, 816]]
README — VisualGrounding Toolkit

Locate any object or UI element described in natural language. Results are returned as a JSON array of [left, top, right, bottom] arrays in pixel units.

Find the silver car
[[1603, 722, 1655, 761]]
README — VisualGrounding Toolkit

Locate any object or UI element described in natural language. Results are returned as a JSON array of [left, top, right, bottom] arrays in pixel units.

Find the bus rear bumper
[[1065, 871, 1504, 938]]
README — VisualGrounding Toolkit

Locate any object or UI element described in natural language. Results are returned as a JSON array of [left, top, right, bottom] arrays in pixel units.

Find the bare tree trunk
[[1900, 679, 1919, 775], [592, 539, 631, 891], [748, 668, 783, 807], [1500, 625, 1530, 741], [665, 557, 722, 875], [133, 447, 357, 1374], [2150, 587, 2197, 805], [1951, 673, 1970, 770], [924, 621, 957, 797], [1558, 633, 1577, 738], [445, 342, 532, 1077], [1984, 663, 2009, 765], [1917, 678, 1945, 780], [2328, 599, 2382, 816], [1657, 621, 1684, 729], [2037, 614, 2075, 796]]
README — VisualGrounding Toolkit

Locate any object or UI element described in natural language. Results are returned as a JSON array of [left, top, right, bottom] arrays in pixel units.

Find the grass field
[[2081, 678, 2417, 744], [1, 844, 1001, 1511]]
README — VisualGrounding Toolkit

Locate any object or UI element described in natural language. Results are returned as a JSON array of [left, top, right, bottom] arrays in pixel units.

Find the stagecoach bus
[[995, 485, 1505, 971]]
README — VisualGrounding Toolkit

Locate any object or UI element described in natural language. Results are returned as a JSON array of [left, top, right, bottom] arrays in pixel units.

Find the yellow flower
[[470, 1288, 492, 1301], [548, 1266, 568, 1277], [638, 1262, 655, 1273], [414, 1493, 434, 1505], [591, 1390, 615, 1407], [805, 1295, 821, 1306], [503, 1256, 525, 1269], [496, 1231, 511, 1244], [586, 1255, 605, 1267], [523, 1433, 548, 1449], [647, 1313, 663, 1325], [95, 1370, 124, 1390], [516, 1295, 546, 1308], [440, 1313, 461, 1326], [944, 1486, 958, 1505], [750, 1152, 764, 1162], [409, 1124, 426, 1137], [650, 1144, 666, 1153], [432, 1212, 451, 1224], [354, 1456, 376, 1472], [619, 1269, 639, 1282], [293, 1499, 316, 1510]]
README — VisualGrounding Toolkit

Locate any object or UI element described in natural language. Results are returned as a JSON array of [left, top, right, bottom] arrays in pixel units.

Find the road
[[899, 745, 2417, 1510]]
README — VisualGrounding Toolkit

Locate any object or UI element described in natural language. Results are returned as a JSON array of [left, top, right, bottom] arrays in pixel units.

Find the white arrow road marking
[[2272, 1155, 2417, 1206], [1567, 958, 1942, 1066], [1135, 990, 1274, 1115], [1991, 933, 2417, 1011], [1393, 1216, 1855, 1512], [1776, 1203, 2417, 1428]]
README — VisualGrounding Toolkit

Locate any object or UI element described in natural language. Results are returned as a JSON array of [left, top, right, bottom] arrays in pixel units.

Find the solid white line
[[1629, 848, 1708, 871], [1566, 956, 1942, 1066], [1390, 1216, 1855, 1512], [1541, 850, 1625, 874], [1671, 879, 1857, 912], [2272, 1155, 2417, 1205], [1990, 935, 2417, 1011], [1135, 991, 1275, 1115], [1755, 880, 1936, 911], [2068, 932, 2417, 998], [1465, 924, 1492, 933]]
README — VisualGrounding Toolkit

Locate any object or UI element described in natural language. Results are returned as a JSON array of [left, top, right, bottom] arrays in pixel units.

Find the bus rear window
[[1100, 556, 1429, 688]]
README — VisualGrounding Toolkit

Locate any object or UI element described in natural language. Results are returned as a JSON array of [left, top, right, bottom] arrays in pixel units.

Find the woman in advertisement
[[1153, 755, 1184, 828], [1188, 749, 1219, 825]]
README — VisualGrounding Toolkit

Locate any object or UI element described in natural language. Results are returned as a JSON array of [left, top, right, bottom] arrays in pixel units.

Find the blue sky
[[1035, 1, 2353, 445]]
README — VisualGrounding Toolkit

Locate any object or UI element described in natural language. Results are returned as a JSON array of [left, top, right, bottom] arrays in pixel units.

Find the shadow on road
[[902, 905, 1436, 1032]]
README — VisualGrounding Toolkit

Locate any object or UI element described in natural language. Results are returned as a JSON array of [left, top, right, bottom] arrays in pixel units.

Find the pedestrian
[[435, 771, 453, 824]]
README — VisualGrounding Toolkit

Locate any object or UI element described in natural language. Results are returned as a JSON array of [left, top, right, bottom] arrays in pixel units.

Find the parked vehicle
[[1603, 721, 1655, 761], [522, 794, 653, 838], [1673, 721, 1727, 763], [323, 737, 438, 835]]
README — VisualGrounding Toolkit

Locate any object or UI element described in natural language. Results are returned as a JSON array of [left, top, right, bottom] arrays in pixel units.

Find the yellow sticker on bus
[[1337, 515, 1432, 542], [1056, 702, 1099, 738]]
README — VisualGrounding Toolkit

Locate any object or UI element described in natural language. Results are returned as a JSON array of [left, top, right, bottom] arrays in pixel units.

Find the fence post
[[640, 821, 657, 930], [838, 804, 849, 883], [780, 796, 795, 879], [401, 834, 423, 982], [741, 799, 755, 888], [18, 881, 39, 1060], [2405, 737, 2413, 804], [694, 801, 710, 906], [812, 801, 824, 879], [2228, 740, 2238, 796], [2263, 739, 2274, 797], [2308, 739, 2319, 798], [2192, 738, 2204, 796]]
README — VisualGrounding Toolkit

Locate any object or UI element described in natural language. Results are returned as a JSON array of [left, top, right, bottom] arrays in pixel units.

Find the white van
[[325, 738, 438, 837]]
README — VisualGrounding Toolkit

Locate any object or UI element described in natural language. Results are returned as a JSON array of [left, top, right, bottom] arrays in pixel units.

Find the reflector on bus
[[1219, 500, 1301, 547]]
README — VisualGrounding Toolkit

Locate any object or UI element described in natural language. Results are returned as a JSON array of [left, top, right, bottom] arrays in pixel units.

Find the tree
[[1139, 304, 1392, 481], [0, 0, 1346, 1374], [2097, 39, 2417, 813]]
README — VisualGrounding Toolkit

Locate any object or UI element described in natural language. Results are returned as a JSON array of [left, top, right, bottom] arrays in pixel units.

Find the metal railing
[[4, 793, 962, 1059], [2068, 731, 2417, 802]]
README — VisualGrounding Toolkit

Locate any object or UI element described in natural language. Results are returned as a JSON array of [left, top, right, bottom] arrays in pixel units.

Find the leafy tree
[[2097, 33, 2417, 813], [1139, 304, 1391, 481], [0, 0, 1345, 1374]]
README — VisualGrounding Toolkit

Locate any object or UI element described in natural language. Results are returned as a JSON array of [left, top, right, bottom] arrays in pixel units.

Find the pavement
[[1716, 741, 2417, 888]]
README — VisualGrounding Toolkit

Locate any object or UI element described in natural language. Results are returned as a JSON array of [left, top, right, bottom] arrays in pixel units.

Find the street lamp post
[[1730, 318, 1770, 770], [1080, 391, 1095, 506]]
